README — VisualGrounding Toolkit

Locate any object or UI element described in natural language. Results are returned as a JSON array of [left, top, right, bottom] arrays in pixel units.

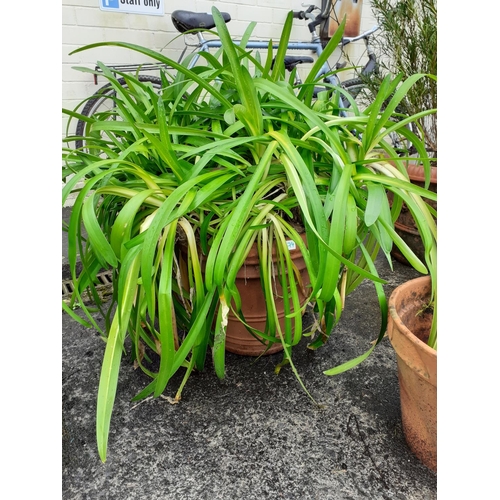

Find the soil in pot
[[388, 275, 436, 472]]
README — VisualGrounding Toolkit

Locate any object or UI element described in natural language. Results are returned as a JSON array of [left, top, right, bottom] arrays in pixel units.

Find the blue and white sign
[[100, 0, 164, 16]]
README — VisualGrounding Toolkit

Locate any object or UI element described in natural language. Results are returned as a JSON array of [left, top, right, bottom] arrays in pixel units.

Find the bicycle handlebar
[[341, 25, 380, 45], [293, 5, 380, 44], [292, 5, 316, 20]]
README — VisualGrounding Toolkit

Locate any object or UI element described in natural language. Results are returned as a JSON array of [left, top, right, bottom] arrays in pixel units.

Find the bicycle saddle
[[271, 55, 315, 72], [171, 10, 231, 33], [282, 55, 314, 71]]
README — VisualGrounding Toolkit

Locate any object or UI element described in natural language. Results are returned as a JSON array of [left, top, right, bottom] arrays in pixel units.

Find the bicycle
[[73, 4, 380, 150]]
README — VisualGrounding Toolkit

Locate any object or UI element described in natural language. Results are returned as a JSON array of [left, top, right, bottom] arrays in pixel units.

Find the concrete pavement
[[62, 208, 437, 499]]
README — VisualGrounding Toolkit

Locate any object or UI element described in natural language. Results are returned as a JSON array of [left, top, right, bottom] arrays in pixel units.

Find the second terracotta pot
[[387, 275, 437, 472]]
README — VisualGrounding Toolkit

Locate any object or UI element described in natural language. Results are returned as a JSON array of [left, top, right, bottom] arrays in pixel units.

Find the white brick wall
[[62, 1, 377, 137]]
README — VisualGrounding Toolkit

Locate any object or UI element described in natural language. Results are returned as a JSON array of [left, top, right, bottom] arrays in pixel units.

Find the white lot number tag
[[286, 240, 296, 251], [100, 0, 165, 16]]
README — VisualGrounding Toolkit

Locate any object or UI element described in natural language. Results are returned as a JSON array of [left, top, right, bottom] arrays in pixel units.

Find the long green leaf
[[61, 301, 92, 328], [109, 189, 156, 259], [297, 17, 347, 102], [320, 162, 353, 301], [271, 11, 294, 82], [155, 221, 178, 396], [365, 183, 386, 226], [96, 245, 141, 462], [323, 239, 388, 375], [82, 192, 118, 268], [212, 6, 263, 136]]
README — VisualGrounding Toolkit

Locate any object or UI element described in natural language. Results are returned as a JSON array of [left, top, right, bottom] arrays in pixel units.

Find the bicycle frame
[[182, 23, 380, 89], [188, 32, 326, 68]]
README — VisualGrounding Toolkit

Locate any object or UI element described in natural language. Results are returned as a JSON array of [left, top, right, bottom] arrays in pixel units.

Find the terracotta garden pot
[[224, 233, 310, 356], [387, 275, 437, 472], [391, 163, 437, 267], [178, 233, 310, 357]]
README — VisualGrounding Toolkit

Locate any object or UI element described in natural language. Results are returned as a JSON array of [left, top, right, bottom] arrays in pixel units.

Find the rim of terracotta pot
[[235, 231, 307, 268], [388, 276, 436, 360], [406, 163, 437, 184], [393, 220, 421, 235]]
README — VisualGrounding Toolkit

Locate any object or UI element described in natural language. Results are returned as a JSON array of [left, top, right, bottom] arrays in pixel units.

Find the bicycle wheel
[[75, 75, 163, 150], [342, 77, 415, 154], [342, 77, 372, 111]]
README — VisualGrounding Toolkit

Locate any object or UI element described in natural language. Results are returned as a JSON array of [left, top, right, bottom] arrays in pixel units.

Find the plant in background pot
[[62, 7, 436, 462], [369, 0, 437, 156], [354, 0, 437, 266]]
